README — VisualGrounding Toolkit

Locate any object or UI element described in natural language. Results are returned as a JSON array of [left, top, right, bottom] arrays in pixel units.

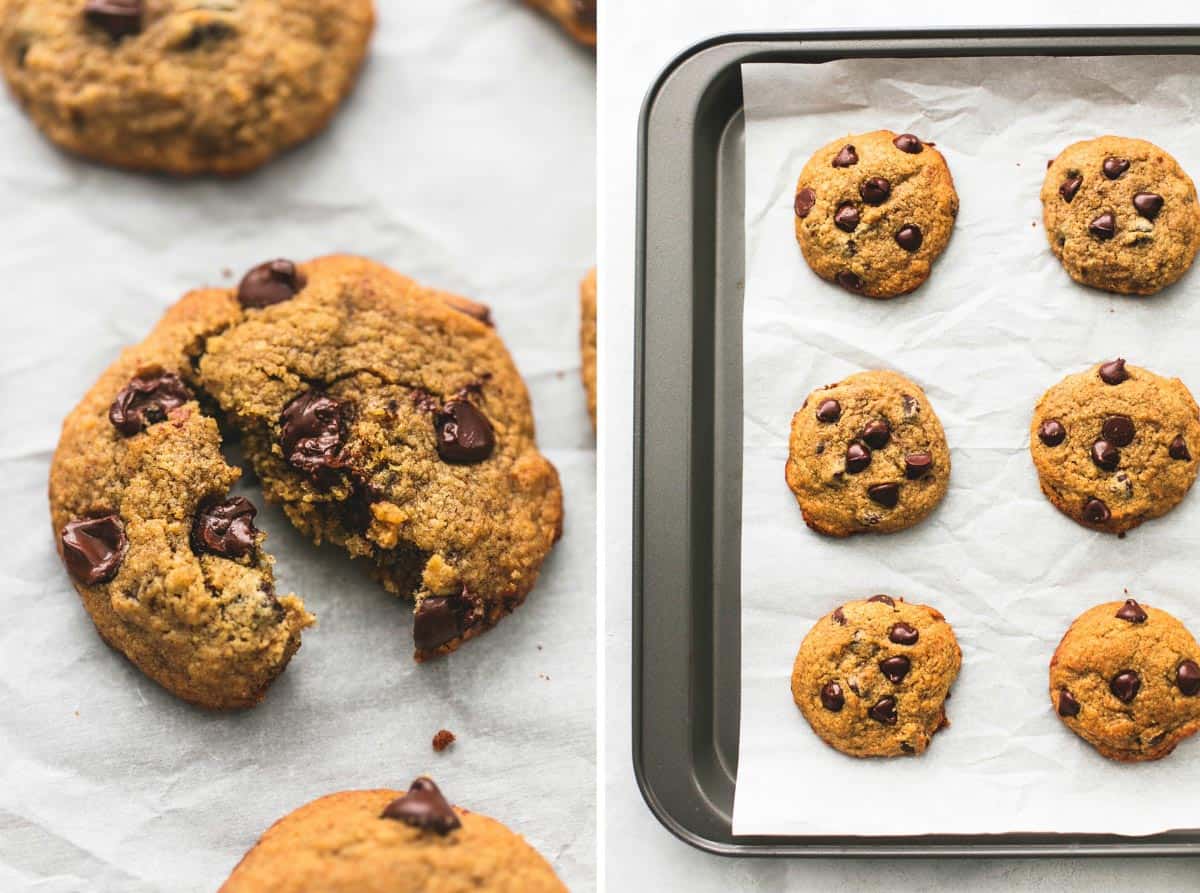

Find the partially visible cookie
[[793, 130, 958, 298], [219, 778, 568, 892], [785, 369, 950, 536], [792, 595, 961, 758], [580, 267, 596, 427], [524, 0, 595, 46], [1030, 359, 1200, 535], [1042, 136, 1200, 295], [0, 0, 375, 175], [1050, 599, 1200, 762]]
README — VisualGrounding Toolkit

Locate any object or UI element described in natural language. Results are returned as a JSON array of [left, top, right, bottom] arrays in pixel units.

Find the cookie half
[[793, 129, 958, 298], [580, 267, 596, 427], [786, 369, 950, 536], [792, 595, 961, 758], [1030, 359, 1200, 534], [1042, 136, 1200, 295], [524, 0, 596, 46], [1050, 599, 1200, 761]]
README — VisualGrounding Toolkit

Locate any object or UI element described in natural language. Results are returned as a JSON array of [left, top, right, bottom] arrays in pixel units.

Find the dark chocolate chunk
[[860, 177, 891, 205], [1101, 416, 1135, 447], [1082, 497, 1111, 524], [894, 224, 923, 252], [845, 441, 872, 474], [820, 681, 845, 712], [1090, 440, 1119, 471], [892, 133, 922, 154], [834, 203, 861, 233], [867, 482, 900, 508], [1089, 212, 1116, 240], [413, 596, 466, 651], [904, 451, 933, 479], [1177, 660, 1200, 696], [109, 371, 191, 436], [434, 401, 496, 464], [191, 496, 258, 559], [237, 259, 307, 309], [1102, 156, 1130, 179], [861, 420, 891, 450], [1098, 358, 1128, 385], [380, 777, 461, 835], [868, 594, 895, 606], [1059, 175, 1082, 203], [816, 398, 841, 423], [61, 515, 126, 585], [1057, 689, 1080, 717], [869, 696, 898, 724], [889, 622, 919, 646], [1109, 670, 1140, 703], [1038, 419, 1066, 447], [795, 188, 816, 218], [879, 655, 911, 683], [832, 145, 858, 167], [835, 270, 865, 293], [1115, 598, 1147, 624], [85, 0, 142, 39], [1170, 436, 1191, 461], [1133, 192, 1164, 220], [279, 390, 347, 478]]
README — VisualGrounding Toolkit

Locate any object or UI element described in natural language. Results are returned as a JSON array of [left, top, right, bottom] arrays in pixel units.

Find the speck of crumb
[[432, 729, 456, 752], [538, 673, 551, 681], [221, 268, 233, 279]]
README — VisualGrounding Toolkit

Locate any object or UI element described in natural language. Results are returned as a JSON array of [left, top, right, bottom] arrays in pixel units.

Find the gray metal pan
[[633, 28, 1200, 857]]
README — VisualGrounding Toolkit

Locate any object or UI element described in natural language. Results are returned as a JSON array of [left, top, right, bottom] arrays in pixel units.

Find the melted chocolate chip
[[904, 451, 933, 479], [892, 133, 922, 154], [820, 681, 845, 712], [1115, 598, 1147, 623], [434, 401, 495, 464], [861, 420, 891, 449], [879, 655, 911, 683], [1089, 212, 1116, 240], [835, 271, 865, 293], [381, 778, 461, 835], [834, 203, 861, 233], [1132, 192, 1164, 220], [61, 515, 127, 585], [1082, 497, 1111, 524], [1038, 419, 1067, 447], [889, 622, 919, 646], [109, 371, 191, 436], [1099, 358, 1128, 386], [895, 224, 923, 252], [1102, 157, 1130, 179], [191, 497, 258, 559], [832, 607, 847, 625], [794, 188, 816, 218], [1170, 436, 1191, 461], [832, 145, 858, 167], [867, 483, 900, 508], [237, 259, 307, 309], [279, 390, 346, 479], [868, 594, 895, 606], [860, 177, 891, 205], [85, 0, 141, 39], [1109, 670, 1140, 703], [845, 441, 872, 474], [869, 696, 898, 724], [1057, 689, 1080, 717], [1177, 660, 1200, 696], [1059, 175, 1083, 203], [816, 398, 841, 423], [1102, 415, 1135, 447], [1091, 440, 1120, 471], [413, 596, 466, 651]]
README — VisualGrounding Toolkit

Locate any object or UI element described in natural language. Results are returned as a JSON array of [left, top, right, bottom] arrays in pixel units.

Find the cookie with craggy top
[[1042, 136, 1200, 295], [580, 267, 596, 427], [792, 595, 961, 758], [1030, 359, 1200, 535], [793, 130, 958, 298], [219, 778, 567, 892], [524, 0, 595, 46], [1050, 599, 1200, 761], [0, 0, 374, 175], [785, 369, 950, 536]]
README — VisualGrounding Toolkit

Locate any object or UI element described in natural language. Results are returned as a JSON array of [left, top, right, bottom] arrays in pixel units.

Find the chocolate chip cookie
[[1030, 359, 1200, 535], [219, 778, 568, 892], [0, 0, 374, 175], [1042, 136, 1200, 295], [1050, 599, 1200, 761], [793, 130, 958, 298], [785, 369, 950, 536], [792, 595, 961, 758], [50, 255, 562, 708], [524, 0, 595, 46], [580, 267, 596, 427]]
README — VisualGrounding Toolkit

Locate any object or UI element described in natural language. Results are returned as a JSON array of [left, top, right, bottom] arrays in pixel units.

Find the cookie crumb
[[432, 729, 456, 752]]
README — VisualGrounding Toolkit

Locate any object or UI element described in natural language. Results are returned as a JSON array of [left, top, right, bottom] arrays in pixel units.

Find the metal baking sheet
[[633, 27, 1200, 857]]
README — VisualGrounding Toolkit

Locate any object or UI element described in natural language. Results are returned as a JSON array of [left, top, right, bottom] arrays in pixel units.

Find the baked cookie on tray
[[785, 369, 950, 536], [0, 0, 374, 175], [219, 778, 568, 892], [1042, 136, 1200, 295], [1029, 359, 1200, 535], [792, 595, 961, 758], [50, 255, 562, 708], [1050, 599, 1200, 762], [580, 267, 596, 427], [524, 0, 595, 46], [793, 129, 958, 298]]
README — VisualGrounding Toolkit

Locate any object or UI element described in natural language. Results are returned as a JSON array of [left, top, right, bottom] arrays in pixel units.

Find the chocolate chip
[[1082, 497, 1111, 524], [1102, 157, 1130, 179], [868, 594, 895, 606], [1109, 670, 1140, 703], [1101, 416, 1135, 447], [1115, 598, 1148, 623], [413, 595, 466, 651], [845, 441, 872, 474], [815, 398, 841, 423], [879, 655, 911, 683], [869, 696, 898, 724], [60, 515, 126, 585], [434, 401, 495, 464], [904, 451, 933, 480], [191, 497, 258, 559], [109, 371, 191, 436], [861, 420, 891, 449], [1099, 358, 1128, 385], [279, 390, 346, 479], [860, 177, 891, 205], [381, 778, 461, 835], [834, 203, 860, 232], [867, 483, 900, 508], [1091, 440, 1119, 471], [1133, 192, 1164, 220], [1038, 419, 1066, 447], [85, 0, 141, 39], [237, 259, 307, 309], [1170, 436, 1192, 461], [835, 271, 865, 293], [894, 224, 923, 252], [176, 20, 235, 50], [889, 622, 919, 646], [1059, 175, 1083, 203], [831, 607, 846, 625], [1089, 212, 1116, 240], [820, 681, 845, 711], [1057, 689, 1080, 717], [344, 476, 380, 533], [832, 145, 858, 167], [892, 133, 922, 154], [794, 188, 816, 218], [1177, 660, 1200, 696]]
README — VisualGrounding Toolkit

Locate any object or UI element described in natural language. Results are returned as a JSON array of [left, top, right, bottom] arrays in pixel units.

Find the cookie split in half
[[1050, 599, 1200, 761], [793, 129, 959, 298], [1042, 136, 1200, 295], [792, 595, 961, 758], [524, 0, 596, 46]]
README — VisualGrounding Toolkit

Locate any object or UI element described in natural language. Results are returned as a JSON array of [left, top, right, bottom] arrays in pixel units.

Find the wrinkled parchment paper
[[0, 3, 595, 889], [733, 56, 1200, 837]]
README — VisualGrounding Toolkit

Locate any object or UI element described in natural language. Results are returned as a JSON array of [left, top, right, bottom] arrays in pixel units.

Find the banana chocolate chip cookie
[[219, 778, 568, 892], [792, 595, 961, 758], [1030, 359, 1200, 535], [1042, 136, 1200, 295], [786, 369, 950, 536], [0, 0, 374, 175], [524, 0, 595, 46], [793, 129, 958, 298], [1050, 599, 1200, 761], [50, 255, 562, 708]]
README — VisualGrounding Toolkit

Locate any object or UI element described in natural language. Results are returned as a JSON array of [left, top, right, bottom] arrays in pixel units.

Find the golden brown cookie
[[1030, 359, 1200, 535], [1042, 136, 1200, 295], [220, 778, 567, 892], [785, 369, 950, 536], [1050, 599, 1200, 762], [0, 0, 374, 175], [580, 267, 596, 427], [793, 130, 958, 298], [792, 595, 961, 758], [524, 0, 595, 46]]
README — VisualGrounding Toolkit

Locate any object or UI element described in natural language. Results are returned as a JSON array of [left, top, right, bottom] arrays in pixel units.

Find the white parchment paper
[[0, 2, 595, 890], [733, 56, 1200, 838]]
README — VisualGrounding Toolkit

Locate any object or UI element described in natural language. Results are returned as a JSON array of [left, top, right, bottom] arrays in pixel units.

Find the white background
[[601, 1, 1200, 889], [0, 1, 595, 890]]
